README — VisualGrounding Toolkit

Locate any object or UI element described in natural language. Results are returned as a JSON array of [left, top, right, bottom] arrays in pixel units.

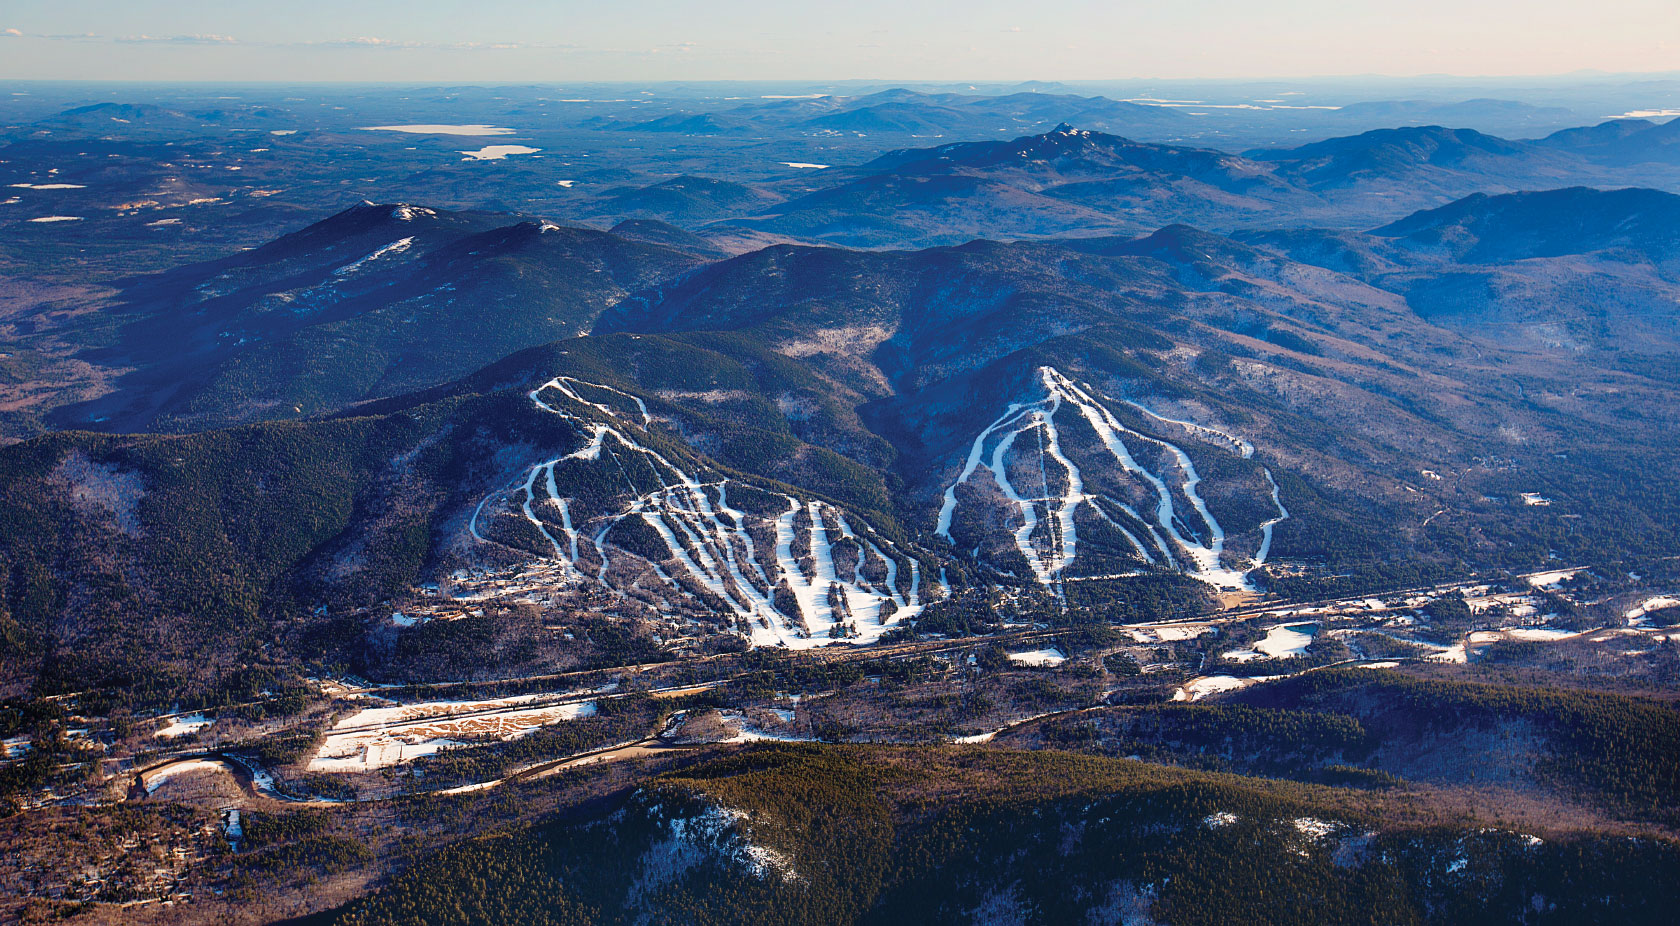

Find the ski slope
[[938, 366, 1288, 595], [472, 377, 927, 648]]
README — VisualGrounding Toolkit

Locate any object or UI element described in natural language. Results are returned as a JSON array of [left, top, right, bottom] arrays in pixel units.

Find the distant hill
[[49, 201, 706, 432], [1246, 187, 1680, 352], [1244, 125, 1580, 195], [1372, 186, 1680, 262], [1534, 117, 1680, 165], [721, 125, 1312, 246], [588, 175, 784, 224]]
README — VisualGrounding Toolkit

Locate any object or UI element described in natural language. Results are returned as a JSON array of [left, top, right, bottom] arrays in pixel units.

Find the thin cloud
[[117, 33, 240, 45], [327, 36, 419, 48], [5, 30, 541, 51], [316, 37, 537, 50]]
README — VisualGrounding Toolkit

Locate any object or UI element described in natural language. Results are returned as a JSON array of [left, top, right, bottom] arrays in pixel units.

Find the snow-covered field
[[8, 182, 86, 190], [1007, 647, 1067, 667], [308, 694, 597, 773], [1501, 627, 1580, 642], [1173, 675, 1262, 701], [1126, 622, 1212, 643], [460, 144, 541, 161], [142, 759, 228, 793], [1224, 622, 1317, 661], [1625, 595, 1680, 625], [26, 215, 82, 223], [154, 713, 213, 739], [1525, 569, 1581, 588], [938, 366, 1286, 596]]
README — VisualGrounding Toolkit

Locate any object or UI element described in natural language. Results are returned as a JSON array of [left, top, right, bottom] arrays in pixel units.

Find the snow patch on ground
[[1501, 627, 1579, 642], [154, 713, 212, 739], [631, 799, 799, 900], [1174, 675, 1262, 701], [143, 759, 227, 793], [1625, 596, 1680, 625], [1007, 647, 1067, 667], [1293, 817, 1338, 839], [1225, 622, 1316, 661], [460, 145, 541, 160], [1525, 569, 1580, 588]]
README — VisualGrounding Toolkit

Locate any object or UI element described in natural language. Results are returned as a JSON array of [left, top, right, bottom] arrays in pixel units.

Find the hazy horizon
[[3, 0, 1676, 83]]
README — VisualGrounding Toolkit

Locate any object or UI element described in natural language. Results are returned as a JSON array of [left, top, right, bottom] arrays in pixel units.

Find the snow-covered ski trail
[[939, 366, 1290, 594], [472, 377, 927, 648]]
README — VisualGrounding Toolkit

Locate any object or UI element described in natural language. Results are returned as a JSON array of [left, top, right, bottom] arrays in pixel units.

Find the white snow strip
[[469, 376, 924, 648], [939, 367, 1285, 594], [361, 124, 516, 136], [335, 236, 414, 275]]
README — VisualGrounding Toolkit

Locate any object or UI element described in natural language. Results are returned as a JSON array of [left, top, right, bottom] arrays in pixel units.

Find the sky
[[1, 0, 1676, 83]]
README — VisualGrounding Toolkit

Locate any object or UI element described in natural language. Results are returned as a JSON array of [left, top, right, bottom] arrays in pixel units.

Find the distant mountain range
[[576, 120, 1680, 248], [592, 89, 1191, 139], [8, 186, 1680, 682]]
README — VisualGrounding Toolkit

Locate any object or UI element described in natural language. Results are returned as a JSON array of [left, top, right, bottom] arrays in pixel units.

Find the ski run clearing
[[938, 366, 1287, 597], [466, 377, 927, 649], [453, 366, 1293, 649]]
